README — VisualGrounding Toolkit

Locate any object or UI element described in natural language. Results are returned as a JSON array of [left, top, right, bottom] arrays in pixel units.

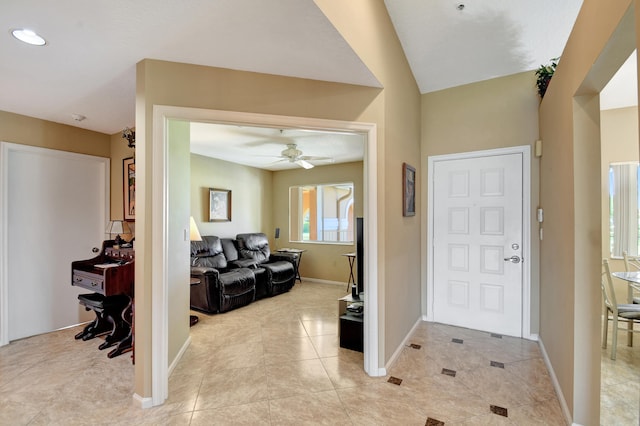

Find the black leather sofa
[[190, 233, 297, 313]]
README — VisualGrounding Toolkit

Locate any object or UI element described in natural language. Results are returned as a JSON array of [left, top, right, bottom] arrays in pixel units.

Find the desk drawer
[[72, 270, 104, 293]]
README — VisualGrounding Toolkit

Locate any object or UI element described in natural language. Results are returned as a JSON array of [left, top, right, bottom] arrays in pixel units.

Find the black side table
[[277, 248, 306, 282]]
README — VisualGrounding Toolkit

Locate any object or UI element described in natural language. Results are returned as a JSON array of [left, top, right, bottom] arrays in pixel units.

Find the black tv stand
[[338, 294, 363, 352]]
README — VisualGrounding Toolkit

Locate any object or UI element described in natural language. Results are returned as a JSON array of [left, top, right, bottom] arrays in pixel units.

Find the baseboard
[[538, 337, 573, 425], [527, 333, 539, 341], [168, 335, 192, 377], [300, 277, 345, 286], [384, 316, 423, 372], [133, 393, 154, 409]]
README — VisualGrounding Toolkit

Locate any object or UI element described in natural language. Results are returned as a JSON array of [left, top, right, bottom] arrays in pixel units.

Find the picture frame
[[209, 188, 232, 222], [123, 157, 135, 221], [402, 162, 416, 217]]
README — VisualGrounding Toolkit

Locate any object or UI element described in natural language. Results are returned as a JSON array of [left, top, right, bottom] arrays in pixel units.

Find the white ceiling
[[190, 123, 365, 171], [5, 0, 629, 169]]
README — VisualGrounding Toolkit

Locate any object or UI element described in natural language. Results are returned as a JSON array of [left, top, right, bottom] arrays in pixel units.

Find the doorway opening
[[149, 106, 381, 405]]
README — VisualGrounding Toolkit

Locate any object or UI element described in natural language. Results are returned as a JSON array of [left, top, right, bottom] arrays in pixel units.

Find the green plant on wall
[[536, 57, 559, 98]]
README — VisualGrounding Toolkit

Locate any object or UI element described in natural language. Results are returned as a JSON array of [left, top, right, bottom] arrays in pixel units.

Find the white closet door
[[6, 145, 108, 341]]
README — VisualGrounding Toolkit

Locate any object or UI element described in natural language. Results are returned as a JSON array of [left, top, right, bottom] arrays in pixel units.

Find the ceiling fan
[[275, 143, 333, 169]]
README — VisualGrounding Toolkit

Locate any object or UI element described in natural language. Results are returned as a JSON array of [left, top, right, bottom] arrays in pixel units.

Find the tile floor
[[0, 280, 573, 425], [600, 326, 640, 426]]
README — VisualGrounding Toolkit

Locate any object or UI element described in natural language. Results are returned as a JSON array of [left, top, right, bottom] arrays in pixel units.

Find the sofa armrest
[[270, 252, 297, 268], [191, 266, 220, 278]]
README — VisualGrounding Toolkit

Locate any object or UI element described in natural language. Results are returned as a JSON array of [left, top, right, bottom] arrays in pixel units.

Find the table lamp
[[106, 220, 130, 248], [190, 216, 202, 241]]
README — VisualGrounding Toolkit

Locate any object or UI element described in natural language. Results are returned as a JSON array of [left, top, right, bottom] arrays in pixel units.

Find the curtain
[[611, 163, 639, 256]]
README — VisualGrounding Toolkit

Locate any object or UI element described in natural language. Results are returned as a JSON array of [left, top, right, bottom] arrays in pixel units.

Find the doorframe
[[0, 142, 110, 347], [425, 145, 532, 338], [149, 105, 380, 406]]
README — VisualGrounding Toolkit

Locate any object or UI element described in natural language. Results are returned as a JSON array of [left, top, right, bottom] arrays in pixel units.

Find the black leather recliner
[[236, 233, 297, 297], [190, 236, 256, 313]]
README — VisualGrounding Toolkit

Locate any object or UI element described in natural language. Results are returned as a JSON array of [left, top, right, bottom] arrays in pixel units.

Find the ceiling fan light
[[297, 159, 314, 169], [11, 28, 46, 46]]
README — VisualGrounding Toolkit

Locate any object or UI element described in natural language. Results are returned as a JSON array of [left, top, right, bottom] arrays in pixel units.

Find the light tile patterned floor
[[0, 280, 585, 425], [600, 326, 640, 426]]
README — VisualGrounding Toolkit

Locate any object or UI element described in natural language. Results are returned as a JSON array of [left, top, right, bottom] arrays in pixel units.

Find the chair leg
[[602, 308, 608, 349], [611, 315, 618, 360], [602, 303, 609, 349]]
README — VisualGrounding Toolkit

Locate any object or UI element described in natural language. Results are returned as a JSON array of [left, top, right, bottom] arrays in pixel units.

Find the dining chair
[[622, 250, 640, 304], [601, 259, 640, 360]]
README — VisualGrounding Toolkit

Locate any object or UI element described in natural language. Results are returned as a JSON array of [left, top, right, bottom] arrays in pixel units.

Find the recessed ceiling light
[[11, 28, 46, 46]]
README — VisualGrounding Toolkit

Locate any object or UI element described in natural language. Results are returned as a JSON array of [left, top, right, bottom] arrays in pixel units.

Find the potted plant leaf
[[536, 57, 559, 98]]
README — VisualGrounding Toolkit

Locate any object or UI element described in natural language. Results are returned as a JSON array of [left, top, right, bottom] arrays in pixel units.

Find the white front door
[[431, 151, 524, 337], [2, 143, 108, 342]]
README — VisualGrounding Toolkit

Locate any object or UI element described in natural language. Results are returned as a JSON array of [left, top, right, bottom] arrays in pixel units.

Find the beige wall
[[316, 0, 423, 362], [190, 154, 273, 239], [273, 161, 364, 283], [191, 154, 362, 283], [136, 0, 422, 397], [0, 110, 111, 157], [600, 106, 639, 302], [538, 1, 635, 422], [421, 71, 542, 333]]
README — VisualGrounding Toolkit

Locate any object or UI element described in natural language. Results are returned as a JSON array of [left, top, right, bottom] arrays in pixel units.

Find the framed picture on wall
[[403, 162, 416, 217], [123, 157, 135, 221], [209, 188, 231, 222]]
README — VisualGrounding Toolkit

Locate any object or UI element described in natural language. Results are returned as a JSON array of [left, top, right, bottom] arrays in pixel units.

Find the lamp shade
[[189, 216, 202, 241], [106, 220, 130, 235]]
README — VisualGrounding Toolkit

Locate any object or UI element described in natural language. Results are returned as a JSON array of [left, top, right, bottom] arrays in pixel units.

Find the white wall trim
[[168, 336, 191, 376], [384, 317, 423, 372], [0, 142, 110, 347], [425, 145, 532, 338], [149, 106, 381, 404], [538, 337, 573, 426], [151, 107, 170, 406], [133, 393, 154, 409]]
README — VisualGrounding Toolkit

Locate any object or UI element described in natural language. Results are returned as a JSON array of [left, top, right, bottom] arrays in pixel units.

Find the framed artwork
[[123, 157, 135, 221], [209, 188, 231, 222], [403, 162, 416, 217]]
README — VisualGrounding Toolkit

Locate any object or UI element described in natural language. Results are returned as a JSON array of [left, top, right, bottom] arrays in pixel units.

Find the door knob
[[503, 255, 521, 264], [92, 247, 100, 253]]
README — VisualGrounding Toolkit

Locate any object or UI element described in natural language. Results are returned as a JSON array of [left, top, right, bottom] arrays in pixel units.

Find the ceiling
[[4, 0, 624, 170]]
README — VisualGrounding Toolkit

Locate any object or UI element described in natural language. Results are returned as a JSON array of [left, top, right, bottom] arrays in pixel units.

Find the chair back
[[623, 250, 640, 272], [602, 259, 618, 314]]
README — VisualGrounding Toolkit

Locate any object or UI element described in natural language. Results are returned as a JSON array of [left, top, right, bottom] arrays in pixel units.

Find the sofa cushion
[[191, 235, 227, 269], [221, 238, 239, 261], [236, 233, 271, 263], [218, 268, 255, 296]]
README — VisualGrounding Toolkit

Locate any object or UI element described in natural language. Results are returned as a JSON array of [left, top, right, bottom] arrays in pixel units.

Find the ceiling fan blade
[[296, 159, 314, 169], [299, 155, 333, 162]]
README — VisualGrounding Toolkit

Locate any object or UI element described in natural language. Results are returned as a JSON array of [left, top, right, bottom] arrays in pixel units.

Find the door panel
[[7, 146, 108, 341], [433, 153, 523, 337]]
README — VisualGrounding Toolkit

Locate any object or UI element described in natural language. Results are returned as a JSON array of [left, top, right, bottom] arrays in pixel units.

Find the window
[[289, 182, 354, 243], [609, 162, 640, 256]]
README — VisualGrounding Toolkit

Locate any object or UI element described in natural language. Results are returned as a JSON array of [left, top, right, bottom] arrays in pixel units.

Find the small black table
[[342, 252, 356, 291], [276, 248, 306, 282]]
